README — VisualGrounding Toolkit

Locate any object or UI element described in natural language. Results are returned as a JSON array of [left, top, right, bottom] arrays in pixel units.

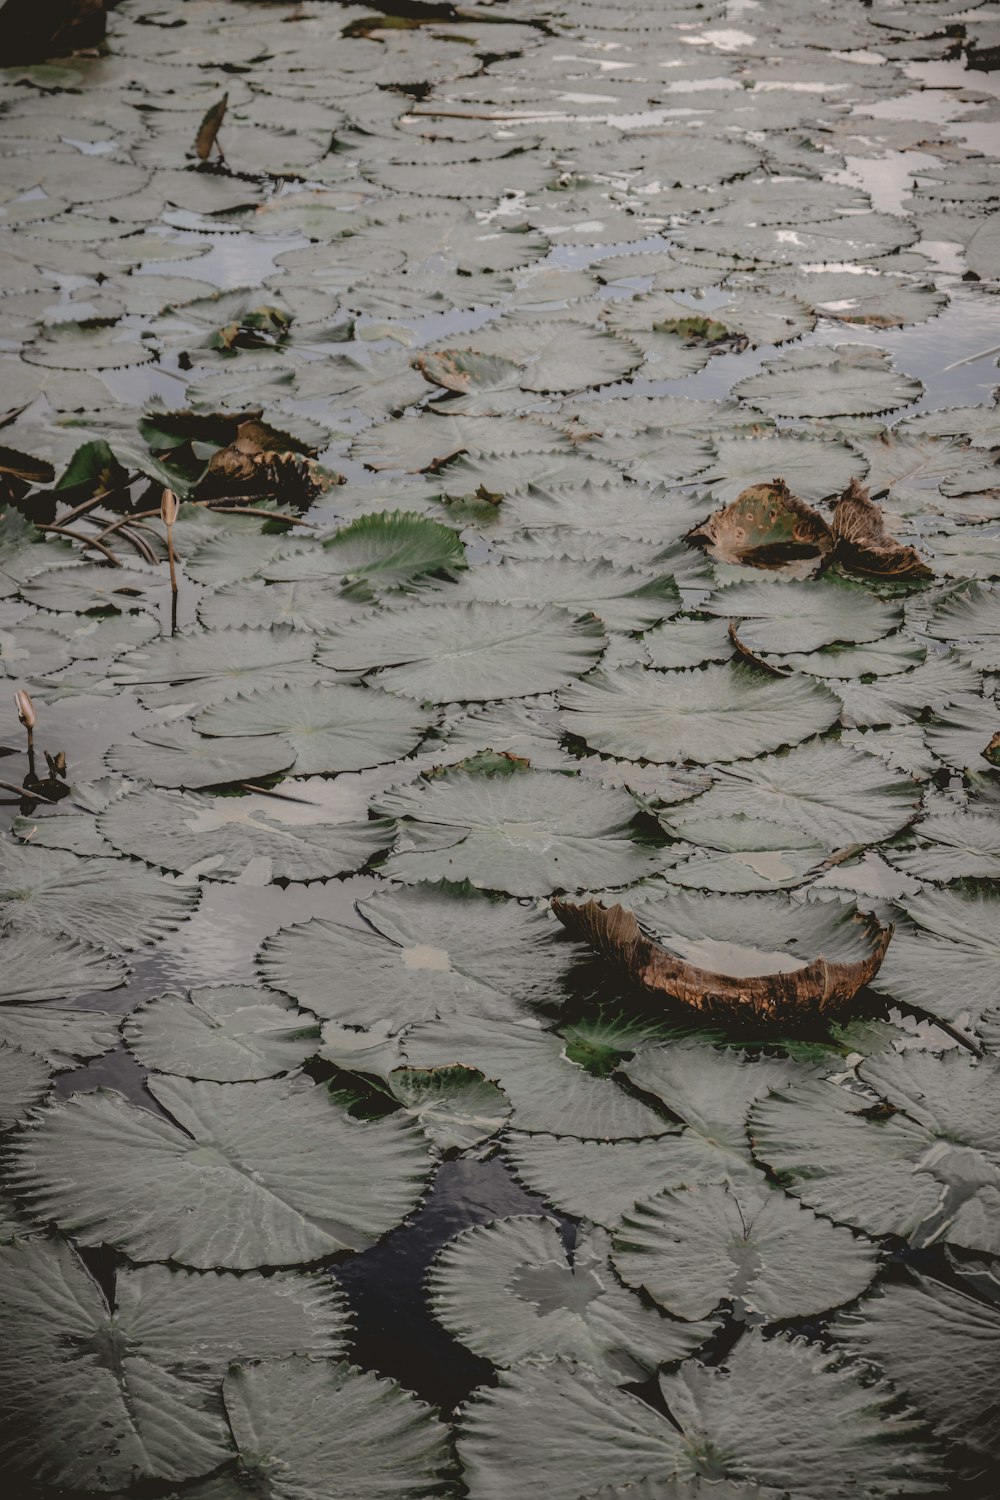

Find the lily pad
[[258, 883, 585, 1029], [123, 986, 319, 1081], [733, 346, 922, 419], [0, 1237, 348, 1490], [317, 601, 606, 704], [702, 577, 902, 655], [429, 1216, 710, 1383], [613, 1180, 878, 1322], [105, 721, 296, 789], [750, 1049, 1000, 1254], [99, 784, 392, 884], [9, 1076, 432, 1268], [194, 683, 431, 777], [376, 768, 663, 896], [558, 663, 839, 765], [0, 842, 197, 953]]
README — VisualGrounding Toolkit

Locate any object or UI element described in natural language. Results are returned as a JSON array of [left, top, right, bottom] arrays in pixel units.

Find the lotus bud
[[161, 488, 179, 527], [14, 690, 35, 730]]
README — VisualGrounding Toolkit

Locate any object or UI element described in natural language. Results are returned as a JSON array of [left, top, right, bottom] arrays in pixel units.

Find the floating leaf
[[445, 556, 681, 633], [702, 577, 902, 655], [123, 985, 318, 1081], [377, 769, 663, 896], [613, 1180, 878, 1322], [623, 1042, 818, 1183], [9, 1076, 431, 1268], [105, 721, 295, 789], [558, 663, 839, 765], [267, 511, 467, 589], [750, 1050, 1000, 1253], [218, 1357, 455, 1500], [99, 784, 391, 883], [194, 683, 431, 776], [429, 1216, 710, 1382], [386, 1066, 509, 1151], [836, 1255, 1000, 1471], [554, 893, 891, 1030], [401, 1013, 670, 1140], [503, 1132, 721, 1229], [886, 808, 1000, 882], [686, 481, 833, 572], [1, 924, 128, 1002], [697, 436, 863, 508], [0, 1006, 116, 1069], [110, 626, 318, 711], [0, 842, 197, 952], [0, 1043, 50, 1129], [457, 1335, 940, 1499], [831, 478, 932, 580], [667, 741, 921, 850], [927, 584, 1000, 672], [259, 883, 584, 1029], [317, 601, 605, 703], [0, 1237, 347, 1490], [733, 346, 922, 419]]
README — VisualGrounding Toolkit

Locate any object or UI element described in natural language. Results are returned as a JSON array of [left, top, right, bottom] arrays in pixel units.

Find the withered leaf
[[831, 478, 932, 580], [686, 480, 834, 572], [199, 420, 334, 503], [194, 93, 228, 163], [983, 731, 1000, 769], [551, 898, 893, 1031]]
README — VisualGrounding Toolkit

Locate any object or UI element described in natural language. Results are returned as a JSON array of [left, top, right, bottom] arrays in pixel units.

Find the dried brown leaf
[[194, 93, 228, 163], [551, 898, 893, 1030], [831, 477, 933, 580], [686, 480, 834, 572]]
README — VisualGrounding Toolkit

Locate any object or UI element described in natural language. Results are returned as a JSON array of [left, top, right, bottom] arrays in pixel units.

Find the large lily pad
[[733, 346, 922, 419], [836, 1256, 1000, 1472], [123, 986, 318, 1081], [750, 1049, 1000, 1253], [0, 842, 197, 952], [429, 1216, 709, 1383], [99, 784, 392, 883], [194, 683, 431, 777], [258, 883, 586, 1029], [216, 1357, 455, 1500], [376, 769, 664, 896], [666, 741, 921, 850], [702, 577, 902, 656], [0, 1236, 348, 1490], [613, 1180, 878, 1322], [110, 626, 318, 711], [9, 1076, 432, 1268], [558, 664, 839, 765], [317, 601, 606, 703]]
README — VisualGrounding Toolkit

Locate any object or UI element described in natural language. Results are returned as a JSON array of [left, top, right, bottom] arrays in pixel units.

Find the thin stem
[[115, 525, 158, 565], [240, 782, 321, 804], [0, 777, 56, 804], [33, 523, 122, 566], [166, 523, 178, 595]]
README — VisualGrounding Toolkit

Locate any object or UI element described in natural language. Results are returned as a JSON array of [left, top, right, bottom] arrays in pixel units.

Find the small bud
[[161, 488, 179, 527], [14, 690, 35, 730]]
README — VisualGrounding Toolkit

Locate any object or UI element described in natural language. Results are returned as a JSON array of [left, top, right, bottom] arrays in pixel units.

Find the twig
[[33, 522, 122, 566], [240, 782, 321, 804], [943, 341, 1000, 372], [0, 778, 57, 804]]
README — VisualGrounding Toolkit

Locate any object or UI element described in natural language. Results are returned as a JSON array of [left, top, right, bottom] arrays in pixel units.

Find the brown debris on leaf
[[686, 480, 834, 573], [551, 898, 893, 1031], [983, 731, 1000, 770], [831, 477, 933, 580]]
